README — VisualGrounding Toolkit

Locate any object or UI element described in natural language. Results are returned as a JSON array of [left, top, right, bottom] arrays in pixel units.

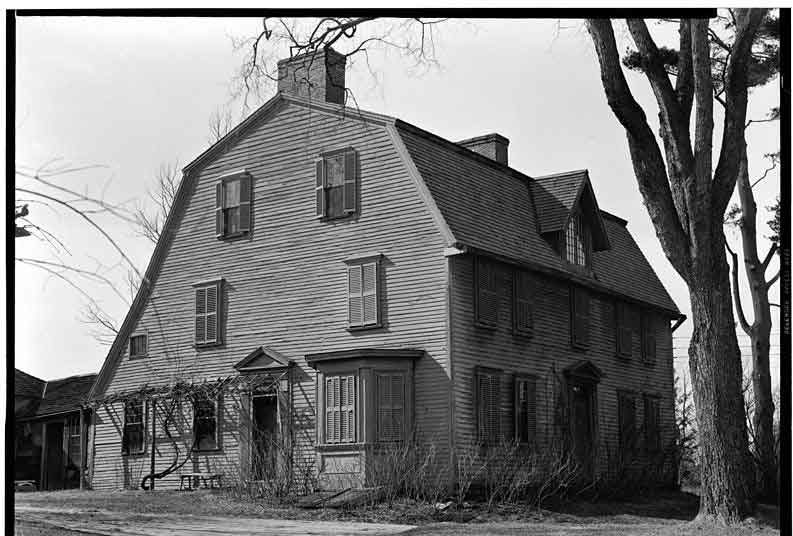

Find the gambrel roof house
[[87, 47, 682, 492]]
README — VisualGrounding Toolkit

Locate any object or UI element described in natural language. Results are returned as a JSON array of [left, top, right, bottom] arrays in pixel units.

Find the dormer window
[[564, 213, 591, 267]]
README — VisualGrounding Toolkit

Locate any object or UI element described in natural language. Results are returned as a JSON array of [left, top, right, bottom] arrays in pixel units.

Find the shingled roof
[[394, 120, 680, 315], [15, 370, 97, 420]]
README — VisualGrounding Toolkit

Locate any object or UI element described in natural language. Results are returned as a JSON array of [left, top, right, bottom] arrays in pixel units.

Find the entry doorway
[[569, 380, 596, 479], [251, 395, 279, 481], [43, 421, 64, 490]]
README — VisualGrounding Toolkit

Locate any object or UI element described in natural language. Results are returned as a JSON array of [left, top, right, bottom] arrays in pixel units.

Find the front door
[[43, 421, 64, 490], [569, 382, 595, 479], [251, 395, 279, 480]]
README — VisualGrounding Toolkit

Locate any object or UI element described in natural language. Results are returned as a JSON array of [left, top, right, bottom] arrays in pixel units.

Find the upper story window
[[215, 172, 251, 238], [194, 280, 222, 346], [570, 286, 590, 349], [316, 149, 358, 219], [615, 301, 633, 358], [129, 334, 148, 359], [513, 269, 534, 335], [564, 213, 591, 266], [346, 256, 381, 329], [475, 256, 499, 327]]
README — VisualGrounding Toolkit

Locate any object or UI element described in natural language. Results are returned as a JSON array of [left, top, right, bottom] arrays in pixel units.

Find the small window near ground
[[195, 282, 221, 346], [617, 391, 636, 457], [641, 312, 656, 364], [215, 173, 251, 238], [347, 261, 380, 329], [325, 374, 357, 444], [193, 394, 219, 451], [122, 399, 145, 455], [129, 334, 147, 358], [514, 376, 537, 444], [316, 149, 358, 219], [571, 287, 590, 348], [644, 395, 661, 453], [476, 368, 501, 445], [475, 257, 499, 327], [376, 373, 405, 442]]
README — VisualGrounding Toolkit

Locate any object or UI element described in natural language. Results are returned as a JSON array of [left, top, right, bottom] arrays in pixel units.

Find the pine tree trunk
[[688, 243, 754, 522]]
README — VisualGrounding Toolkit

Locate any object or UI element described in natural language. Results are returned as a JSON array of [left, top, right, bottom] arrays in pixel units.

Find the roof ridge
[[47, 372, 98, 382], [15, 368, 45, 383], [533, 169, 588, 180]]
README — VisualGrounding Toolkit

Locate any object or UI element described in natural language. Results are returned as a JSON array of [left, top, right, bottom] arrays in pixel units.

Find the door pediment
[[234, 347, 292, 374]]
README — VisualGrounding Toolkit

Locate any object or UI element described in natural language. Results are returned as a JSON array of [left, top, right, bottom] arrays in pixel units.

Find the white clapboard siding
[[91, 101, 450, 490]]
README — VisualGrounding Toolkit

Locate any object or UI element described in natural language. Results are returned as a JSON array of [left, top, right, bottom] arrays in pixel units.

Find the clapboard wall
[[90, 100, 451, 490]]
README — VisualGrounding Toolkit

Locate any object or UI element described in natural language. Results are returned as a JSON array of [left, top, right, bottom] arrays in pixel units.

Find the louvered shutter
[[572, 287, 590, 347], [644, 396, 660, 451], [325, 377, 337, 443], [477, 371, 500, 445], [476, 258, 499, 326], [348, 265, 363, 327], [315, 159, 326, 217], [513, 270, 534, 333], [525, 378, 537, 442], [195, 287, 207, 343], [377, 374, 404, 442], [206, 284, 218, 343], [642, 313, 656, 362], [616, 302, 632, 357], [362, 262, 378, 326], [215, 182, 224, 237], [343, 149, 357, 213], [619, 393, 636, 453], [238, 174, 251, 233]]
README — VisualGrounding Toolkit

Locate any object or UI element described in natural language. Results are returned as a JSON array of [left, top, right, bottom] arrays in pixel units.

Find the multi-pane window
[[514, 376, 537, 444], [215, 174, 251, 237], [325, 374, 357, 444], [316, 149, 358, 219], [615, 302, 633, 358], [617, 391, 636, 456], [564, 213, 590, 266], [644, 395, 661, 453], [476, 369, 501, 445], [376, 374, 405, 442], [513, 269, 534, 335], [129, 334, 147, 358], [195, 282, 221, 345], [193, 394, 219, 451], [122, 399, 145, 455], [347, 262, 379, 328], [570, 287, 590, 348], [66, 415, 81, 470], [475, 257, 499, 327], [641, 312, 656, 363]]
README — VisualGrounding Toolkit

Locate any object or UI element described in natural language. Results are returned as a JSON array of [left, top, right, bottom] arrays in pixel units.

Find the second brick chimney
[[277, 47, 347, 105], [457, 133, 510, 165]]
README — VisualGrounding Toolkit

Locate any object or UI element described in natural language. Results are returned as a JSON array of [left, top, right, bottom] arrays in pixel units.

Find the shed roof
[[15, 370, 97, 420]]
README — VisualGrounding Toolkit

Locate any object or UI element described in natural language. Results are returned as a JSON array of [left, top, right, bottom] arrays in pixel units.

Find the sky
[[14, 16, 782, 387]]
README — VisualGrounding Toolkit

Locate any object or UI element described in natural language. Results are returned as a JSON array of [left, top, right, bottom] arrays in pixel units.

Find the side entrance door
[[251, 395, 279, 481]]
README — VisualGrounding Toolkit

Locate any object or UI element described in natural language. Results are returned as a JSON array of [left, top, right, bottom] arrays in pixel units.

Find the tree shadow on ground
[[545, 490, 700, 521]]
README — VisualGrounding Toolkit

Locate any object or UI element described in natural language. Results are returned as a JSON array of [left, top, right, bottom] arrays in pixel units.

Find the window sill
[[616, 353, 632, 361], [194, 342, 223, 349], [317, 212, 356, 222], [121, 450, 146, 457], [316, 442, 365, 452], [191, 447, 222, 454], [346, 324, 382, 332], [571, 342, 589, 351], [475, 321, 498, 331], [129, 355, 149, 360], [512, 328, 533, 338], [217, 231, 249, 240]]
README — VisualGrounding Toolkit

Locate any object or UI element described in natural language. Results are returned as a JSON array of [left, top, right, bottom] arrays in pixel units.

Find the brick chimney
[[277, 47, 346, 105], [457, 133, 510, 165]]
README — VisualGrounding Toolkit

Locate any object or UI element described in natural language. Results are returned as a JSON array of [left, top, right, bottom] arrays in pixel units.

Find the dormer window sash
[[564, 212, 591, 267]]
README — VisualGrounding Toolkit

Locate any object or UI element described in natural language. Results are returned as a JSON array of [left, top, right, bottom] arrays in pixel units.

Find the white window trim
[[121, 398, 147, 456], [192, 394, 221, 452], [128, 331, 148, 359]]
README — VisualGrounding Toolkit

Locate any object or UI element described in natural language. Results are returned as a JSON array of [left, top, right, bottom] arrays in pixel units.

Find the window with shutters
[[194, 281, 222, 346], [644, 394, 661, 453], [513, 269, 534, 335], [346, 260, 380, 329], [324, 374, 357, 444], [617, 391, 637, 456], [376, 373, 405, 442], [193, 393, 220, 451], [122, 399, 145, 455], [316, 149, 358, 220], [215, 172, 251, 238], [641, 312, 656, 364], [475, 256, 499, 327], [563, 213, 591, 267], [514, 375, 537, 444], [570, 286, 590, 349], [129, 334, 148, 358], [476, 368, 501, 445], [615, 301, 632, 358]]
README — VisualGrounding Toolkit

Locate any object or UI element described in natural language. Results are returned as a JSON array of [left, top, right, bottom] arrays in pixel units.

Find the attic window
[[316, 149, 358, 219], [215, 172, 251, 238], [563, 213, 591, 267]]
